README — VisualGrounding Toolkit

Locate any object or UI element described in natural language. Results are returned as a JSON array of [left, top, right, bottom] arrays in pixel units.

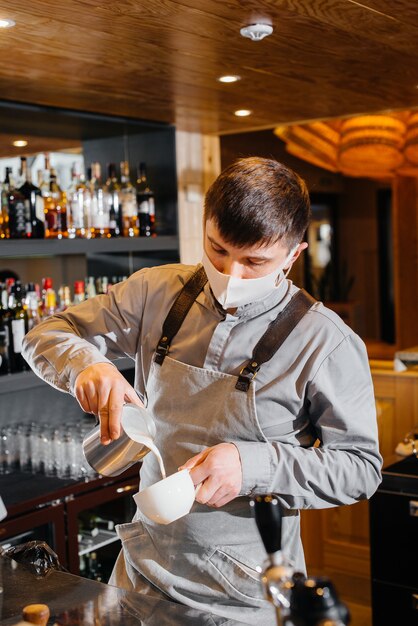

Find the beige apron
[[111, 272, 313, 622]]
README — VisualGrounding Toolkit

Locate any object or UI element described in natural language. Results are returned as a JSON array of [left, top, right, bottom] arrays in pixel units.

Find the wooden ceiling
[[0, 1, 417, 135]]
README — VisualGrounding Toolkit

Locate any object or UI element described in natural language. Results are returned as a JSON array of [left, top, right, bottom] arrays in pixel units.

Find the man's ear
[[285, 242, 308, 269]]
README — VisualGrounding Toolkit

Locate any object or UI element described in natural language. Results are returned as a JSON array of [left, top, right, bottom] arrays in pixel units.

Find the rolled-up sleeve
[[235, 334, 382, 510], [22, 273, 145, 393]]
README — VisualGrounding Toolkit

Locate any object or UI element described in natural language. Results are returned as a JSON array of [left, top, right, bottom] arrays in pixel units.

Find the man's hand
[[74, 363, 143, 444], [179, 443, 242, 508]]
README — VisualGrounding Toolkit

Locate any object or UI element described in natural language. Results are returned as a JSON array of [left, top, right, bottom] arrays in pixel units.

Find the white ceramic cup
[[133, 469, 199, 525]]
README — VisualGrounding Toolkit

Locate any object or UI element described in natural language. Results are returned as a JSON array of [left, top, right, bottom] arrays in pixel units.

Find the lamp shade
[[274, 122, 339, 173], [275, 110, 418, 179], [339, 115, 405, 176], [404, 112, 418, 166]]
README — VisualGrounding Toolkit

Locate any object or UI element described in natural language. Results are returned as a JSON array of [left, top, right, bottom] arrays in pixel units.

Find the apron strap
[[236, 289, 316, 392], [154, 265, 208, 365]]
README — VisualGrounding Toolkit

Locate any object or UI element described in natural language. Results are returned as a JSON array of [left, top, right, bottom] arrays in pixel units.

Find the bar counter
[[0, 555, 275, 625]]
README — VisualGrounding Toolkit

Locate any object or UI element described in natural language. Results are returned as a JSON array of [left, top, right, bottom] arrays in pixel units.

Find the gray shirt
[[22, 263, 382, 510]]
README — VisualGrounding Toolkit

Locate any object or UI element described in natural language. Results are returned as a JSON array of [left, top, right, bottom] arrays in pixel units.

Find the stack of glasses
[[0, 421, 97, 480]]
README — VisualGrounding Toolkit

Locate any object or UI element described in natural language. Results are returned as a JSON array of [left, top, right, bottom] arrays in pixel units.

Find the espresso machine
[[251, 495, 350, 626]]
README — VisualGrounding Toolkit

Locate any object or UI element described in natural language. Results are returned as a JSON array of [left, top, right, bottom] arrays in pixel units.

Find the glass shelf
[[0, 235, 179, 258], [78, 529, 120, 556]]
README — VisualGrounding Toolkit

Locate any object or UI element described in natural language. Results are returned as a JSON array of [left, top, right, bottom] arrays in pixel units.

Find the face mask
[[202, 246, 298, 309]]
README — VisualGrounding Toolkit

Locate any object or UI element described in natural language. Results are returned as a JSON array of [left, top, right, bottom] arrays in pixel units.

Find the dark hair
[[204, 157, 311, 250]]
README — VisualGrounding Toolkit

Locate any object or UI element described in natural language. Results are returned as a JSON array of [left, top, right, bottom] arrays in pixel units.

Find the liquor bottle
[[68, 164, 90, 239], [7, 281, 29, 373], [85, 276, 97, 299], [95, 276, 109, 295], [7, 170, 27, 239], [43, 287, 57, 318], [38, 154, 51, 199], [73, 280, 85, 305], [58, 285, 72, 311], [25, 282, 41, 330], [87, 551, 102, 582], [41, 277, 53, 313], [43, 168, 68, 239], [0, 167, 12, 239], [136, 162, 156, 237], [120, 161, 138, 237], [0, 283, 10, 375], [90, 163, 110, 238], [18, 157, 45, 239], [105, 163, 122, 237]]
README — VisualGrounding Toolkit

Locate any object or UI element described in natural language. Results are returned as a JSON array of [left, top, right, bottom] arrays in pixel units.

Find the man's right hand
[[74, 363, 143, 445]]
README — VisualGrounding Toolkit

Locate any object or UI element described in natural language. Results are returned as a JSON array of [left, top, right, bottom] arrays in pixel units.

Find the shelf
[[0, 357, 134, 394], [2, 468, 138, 518], [0, 235, 179, 258], [78, 529, 120, 556]]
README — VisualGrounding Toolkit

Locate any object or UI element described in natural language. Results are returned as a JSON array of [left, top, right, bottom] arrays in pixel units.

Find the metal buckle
[[154, 336, 170, 365], [239, 361, 260, 379], [236, 361, 260, 392]]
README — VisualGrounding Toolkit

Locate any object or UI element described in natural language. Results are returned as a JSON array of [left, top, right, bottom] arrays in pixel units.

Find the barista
[[22, 158, 382, 621]]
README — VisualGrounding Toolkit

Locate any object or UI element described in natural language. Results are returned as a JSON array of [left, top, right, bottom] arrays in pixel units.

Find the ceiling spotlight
[[240, 23, 273, 41], [0, 19, 16, 29], [218, 75, 241, 83], [234, 109, 252, 117], [12, 139, 28, 147]]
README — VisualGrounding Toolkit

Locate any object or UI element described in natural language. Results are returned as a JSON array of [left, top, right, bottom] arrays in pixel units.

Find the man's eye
[[247, 259, 265, 266], [212, 244, 226, 255]]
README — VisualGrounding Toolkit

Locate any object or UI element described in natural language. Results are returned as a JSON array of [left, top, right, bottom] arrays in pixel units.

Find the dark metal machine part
[[251, 495, 350, 626], [369, 454, 418, 626]]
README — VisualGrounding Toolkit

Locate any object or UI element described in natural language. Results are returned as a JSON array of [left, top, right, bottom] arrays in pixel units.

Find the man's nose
[[222, 259, 245, 278]]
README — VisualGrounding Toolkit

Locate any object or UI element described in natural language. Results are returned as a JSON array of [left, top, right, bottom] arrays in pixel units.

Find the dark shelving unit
[[0, 98, 179, 584]]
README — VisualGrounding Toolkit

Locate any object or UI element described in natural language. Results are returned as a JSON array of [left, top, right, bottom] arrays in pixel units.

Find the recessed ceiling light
[[234, 109, 252, 117], [0, 19, 16, 29], [12, 139, 28, 147], [218, 75, 241, 83]]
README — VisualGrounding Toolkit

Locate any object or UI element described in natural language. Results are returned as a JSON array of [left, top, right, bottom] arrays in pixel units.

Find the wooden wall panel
[[302, 364, 418, 611], [392, 177, 418, 350], [176, 130, 221, 265]]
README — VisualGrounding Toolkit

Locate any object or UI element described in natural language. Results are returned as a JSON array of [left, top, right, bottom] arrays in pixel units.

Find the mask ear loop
[[284, 266, 292, 279], [274, 266, 292, 287], [274, 246, 298, 286]]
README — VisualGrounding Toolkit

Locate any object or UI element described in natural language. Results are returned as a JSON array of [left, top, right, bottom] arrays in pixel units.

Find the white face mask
[[202, 246, 298, 309]]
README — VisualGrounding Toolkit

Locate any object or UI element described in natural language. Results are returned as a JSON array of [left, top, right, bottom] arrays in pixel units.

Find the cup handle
[[194, 482, 202, 497]]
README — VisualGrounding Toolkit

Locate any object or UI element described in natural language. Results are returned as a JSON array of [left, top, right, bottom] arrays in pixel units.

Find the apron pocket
[[207, 546, 266, 607], [116, 519, 146, 543]]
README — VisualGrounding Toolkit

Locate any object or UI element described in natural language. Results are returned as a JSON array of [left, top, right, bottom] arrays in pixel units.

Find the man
[[23, 157, 381, 621]]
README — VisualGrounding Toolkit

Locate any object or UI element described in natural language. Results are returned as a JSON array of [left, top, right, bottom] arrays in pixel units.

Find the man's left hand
[[179, 443, 242, 508]]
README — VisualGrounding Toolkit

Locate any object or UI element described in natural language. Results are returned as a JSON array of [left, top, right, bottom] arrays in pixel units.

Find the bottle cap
[[74, 280, 85, 294], [22, 603, 50, 626], [42, 277, 53, 290]]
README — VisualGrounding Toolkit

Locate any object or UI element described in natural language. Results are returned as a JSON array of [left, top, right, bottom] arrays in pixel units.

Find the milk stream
[[139, 435, 166, 479]]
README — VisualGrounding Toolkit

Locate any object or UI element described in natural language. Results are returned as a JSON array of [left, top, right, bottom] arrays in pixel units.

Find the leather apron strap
[[235, 289, 316, 391], [154, 266, 316, 392], [154, 265, 208, 365]]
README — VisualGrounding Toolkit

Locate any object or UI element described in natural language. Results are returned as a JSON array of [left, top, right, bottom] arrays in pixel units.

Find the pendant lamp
[[275, 110, 418, 179]]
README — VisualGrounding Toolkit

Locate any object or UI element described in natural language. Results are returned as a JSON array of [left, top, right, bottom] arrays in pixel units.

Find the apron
[[111, 269, 314, 622]]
